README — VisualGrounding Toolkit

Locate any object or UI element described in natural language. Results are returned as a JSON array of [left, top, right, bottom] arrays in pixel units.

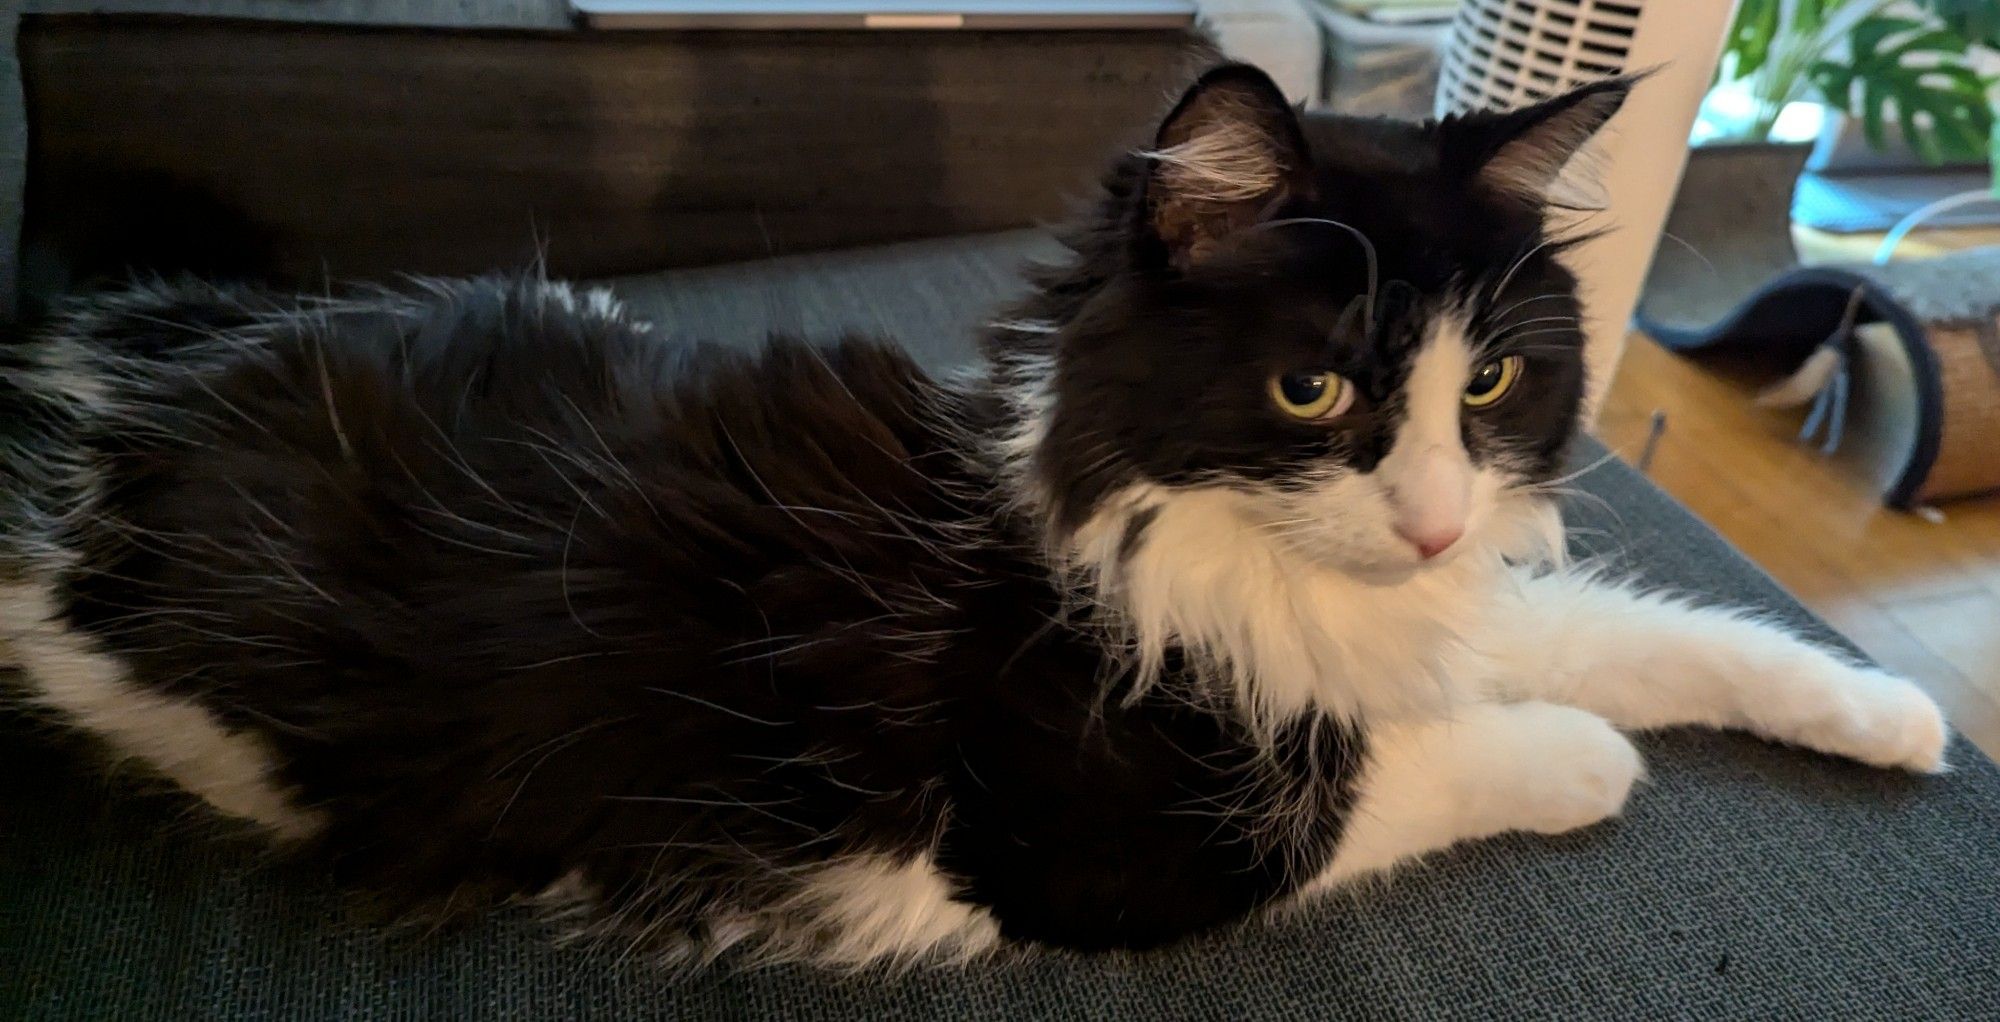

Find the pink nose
[[1397, 526, 1463, 560]]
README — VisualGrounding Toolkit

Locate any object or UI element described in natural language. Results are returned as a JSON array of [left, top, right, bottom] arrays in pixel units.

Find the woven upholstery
[[5, 231, 1998, 1020]]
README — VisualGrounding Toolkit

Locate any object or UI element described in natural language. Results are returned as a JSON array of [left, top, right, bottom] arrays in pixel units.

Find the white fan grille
[[1436, 0, 1639, 116]]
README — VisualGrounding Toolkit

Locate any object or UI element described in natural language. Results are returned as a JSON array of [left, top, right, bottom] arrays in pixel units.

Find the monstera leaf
[[1916, 0, 2000, 49], [1812, 16, 1995, 164]]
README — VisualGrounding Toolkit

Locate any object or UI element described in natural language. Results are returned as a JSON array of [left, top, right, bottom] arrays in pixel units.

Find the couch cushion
[[4, 232, 1998, 1020]]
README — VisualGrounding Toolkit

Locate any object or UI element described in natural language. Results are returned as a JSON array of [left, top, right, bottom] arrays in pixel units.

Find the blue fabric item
[[1794, 169, 2000, 234], [5, 233, 1998, 1020]]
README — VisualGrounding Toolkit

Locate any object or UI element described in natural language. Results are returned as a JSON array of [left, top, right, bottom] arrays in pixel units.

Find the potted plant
[[1707, 0, 1995, 164], [1687, 0, 1996, 219], [1639, 0, 1996, 338]]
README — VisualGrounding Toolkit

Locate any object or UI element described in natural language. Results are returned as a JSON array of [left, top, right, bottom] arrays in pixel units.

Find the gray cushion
[[5, 232, 1999, 1020]]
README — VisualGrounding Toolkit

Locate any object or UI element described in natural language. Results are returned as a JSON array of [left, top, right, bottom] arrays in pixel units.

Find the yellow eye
[[1269, 371, 1353, 420], [1463, 355, 1523, 408]]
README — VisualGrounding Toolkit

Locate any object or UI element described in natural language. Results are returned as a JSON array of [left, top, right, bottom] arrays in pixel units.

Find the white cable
[[1872, 188, 2000, 264]]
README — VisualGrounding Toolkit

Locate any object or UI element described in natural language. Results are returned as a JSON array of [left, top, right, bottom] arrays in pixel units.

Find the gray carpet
[[5, 231, 1998, 1020]]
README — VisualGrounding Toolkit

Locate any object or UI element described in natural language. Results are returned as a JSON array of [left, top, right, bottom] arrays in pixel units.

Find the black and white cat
[[0, 66, 1946, 967]]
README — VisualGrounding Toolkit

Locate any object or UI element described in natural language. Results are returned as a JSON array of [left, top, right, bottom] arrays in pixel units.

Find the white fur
[[1024, 306, 1949, 906], [0, 579, 321, 840], [1467, 571, 1949, 772], [1058, 321, 1564, 729], [1142, 121, 1285, 204], [1068, 482, 1554, 729], [780, 853, 1001, 968], [1294, 568, 1948, 897], [533, 852, 995, 970], [985, 351, 1059, 520], [1375, 318, 1477, 555], [1303, 699, 1644, 891], [538, 281, 628, 323]]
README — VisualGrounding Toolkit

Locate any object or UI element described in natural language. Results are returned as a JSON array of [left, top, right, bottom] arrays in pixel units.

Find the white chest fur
[[1061, 483, 1564, 732]]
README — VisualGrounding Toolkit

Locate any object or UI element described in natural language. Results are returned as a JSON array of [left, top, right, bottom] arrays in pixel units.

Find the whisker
[[1490, 238, 1559, 304], [1484, 291, 1570, 325], [1255, 217, 1380, 334], [1520, 447, 1624, 491], [1489, 328, 1586, 353], [1496, 314, 1582, 331], [1658, 229, 1720, 283]]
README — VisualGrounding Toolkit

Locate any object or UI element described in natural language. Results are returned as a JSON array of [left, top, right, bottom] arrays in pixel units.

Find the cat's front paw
[[1507, 703, 1645, 834], [1786, 665, 1948, 774]]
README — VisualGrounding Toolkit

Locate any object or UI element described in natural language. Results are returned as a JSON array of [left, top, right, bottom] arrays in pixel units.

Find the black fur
[[1000, 67, 1622, 533], [8, 277, 1359, 952], [4, 65, 1626, 957]]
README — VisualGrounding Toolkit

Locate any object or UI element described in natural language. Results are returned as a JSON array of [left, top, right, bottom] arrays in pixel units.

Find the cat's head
[[998, 64, 1629, 586]]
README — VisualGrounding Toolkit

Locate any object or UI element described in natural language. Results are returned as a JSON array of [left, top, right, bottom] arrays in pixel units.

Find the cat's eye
[[1463, 356, 1523, 408], [1269, 371, 1354, 420]]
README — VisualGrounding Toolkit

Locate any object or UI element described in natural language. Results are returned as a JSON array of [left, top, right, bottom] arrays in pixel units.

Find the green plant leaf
[[1852, 15, 1929, 55], [1796, 0, 1835, 36], [1914, 0, 2000, 49], [1724, 0, 1781, 81], [1814, 15, 1996, 164]]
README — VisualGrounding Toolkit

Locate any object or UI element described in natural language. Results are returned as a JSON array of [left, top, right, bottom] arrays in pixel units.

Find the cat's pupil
[[1278, 373, 1327, 406], [1467, 362, 1503, 396]]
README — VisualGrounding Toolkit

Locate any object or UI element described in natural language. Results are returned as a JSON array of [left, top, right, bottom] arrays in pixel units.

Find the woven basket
[[1907, 314, 2000, 503]]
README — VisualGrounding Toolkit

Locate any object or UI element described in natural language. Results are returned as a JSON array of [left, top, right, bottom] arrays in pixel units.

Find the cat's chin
[[1339, 563, 1425, 587], [1302, 550, 1441, 588]]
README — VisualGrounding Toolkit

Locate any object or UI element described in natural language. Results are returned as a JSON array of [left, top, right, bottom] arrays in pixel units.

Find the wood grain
[[1599, 333, 2000, 764], [22, 16, 1203, 282]]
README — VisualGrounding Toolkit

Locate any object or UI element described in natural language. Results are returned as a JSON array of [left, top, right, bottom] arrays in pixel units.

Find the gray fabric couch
[[6, 6, 2000, 1019], [5, 229, 2000, 1020]]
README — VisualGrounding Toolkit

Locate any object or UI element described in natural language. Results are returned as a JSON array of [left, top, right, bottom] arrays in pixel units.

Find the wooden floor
[[1597, 332, 2000, 764]]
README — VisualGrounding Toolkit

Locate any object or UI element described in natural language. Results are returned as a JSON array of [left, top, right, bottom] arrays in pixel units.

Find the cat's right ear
[[1141, 64, 1312, 269], [1437, 76, 1635, 202]]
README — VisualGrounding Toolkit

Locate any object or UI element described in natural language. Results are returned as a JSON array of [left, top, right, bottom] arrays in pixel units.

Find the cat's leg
[[1302, 700, 1643, 891], [1470, 570, 1947, 773]]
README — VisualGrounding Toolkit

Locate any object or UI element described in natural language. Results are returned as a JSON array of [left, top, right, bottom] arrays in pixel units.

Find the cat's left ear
[[1142, 63, 1313, 268], [1439, 76, 1635, 201]]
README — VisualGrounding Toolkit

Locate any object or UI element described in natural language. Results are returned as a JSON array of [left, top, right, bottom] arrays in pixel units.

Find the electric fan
[[1436, 0, 1738, 416]]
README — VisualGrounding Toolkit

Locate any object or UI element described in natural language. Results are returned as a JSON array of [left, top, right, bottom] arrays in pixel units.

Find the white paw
[[1504, 703, 1645, 835], [1784, 664, 1949, 773]]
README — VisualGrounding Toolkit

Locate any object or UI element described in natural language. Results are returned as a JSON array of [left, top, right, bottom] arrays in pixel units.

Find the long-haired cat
[[0, 65, 1945, 968]]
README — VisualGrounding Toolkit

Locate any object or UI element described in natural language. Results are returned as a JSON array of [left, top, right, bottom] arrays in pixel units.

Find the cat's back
[[8, 273, 990, 660], [1, 276, 993, 906], [6, 275, 976, 584]]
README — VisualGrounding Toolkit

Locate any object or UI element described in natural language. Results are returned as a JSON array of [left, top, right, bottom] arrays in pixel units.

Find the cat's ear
[[1440, 76, 1634, 201], [1142, 63, 1312, 267]]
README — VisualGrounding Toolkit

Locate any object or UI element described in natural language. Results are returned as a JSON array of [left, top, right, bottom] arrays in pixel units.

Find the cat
[[0, 64, 1947, 969]]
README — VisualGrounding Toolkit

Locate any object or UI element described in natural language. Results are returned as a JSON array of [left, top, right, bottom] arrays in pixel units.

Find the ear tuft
[[1143, 64, 1310, 267], [1446, 76, 1636, 201]]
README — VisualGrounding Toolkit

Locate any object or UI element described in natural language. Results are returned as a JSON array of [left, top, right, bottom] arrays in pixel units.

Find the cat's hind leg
[[1301, 700, 1643, 893], [1472, 570, 1947, 773]]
